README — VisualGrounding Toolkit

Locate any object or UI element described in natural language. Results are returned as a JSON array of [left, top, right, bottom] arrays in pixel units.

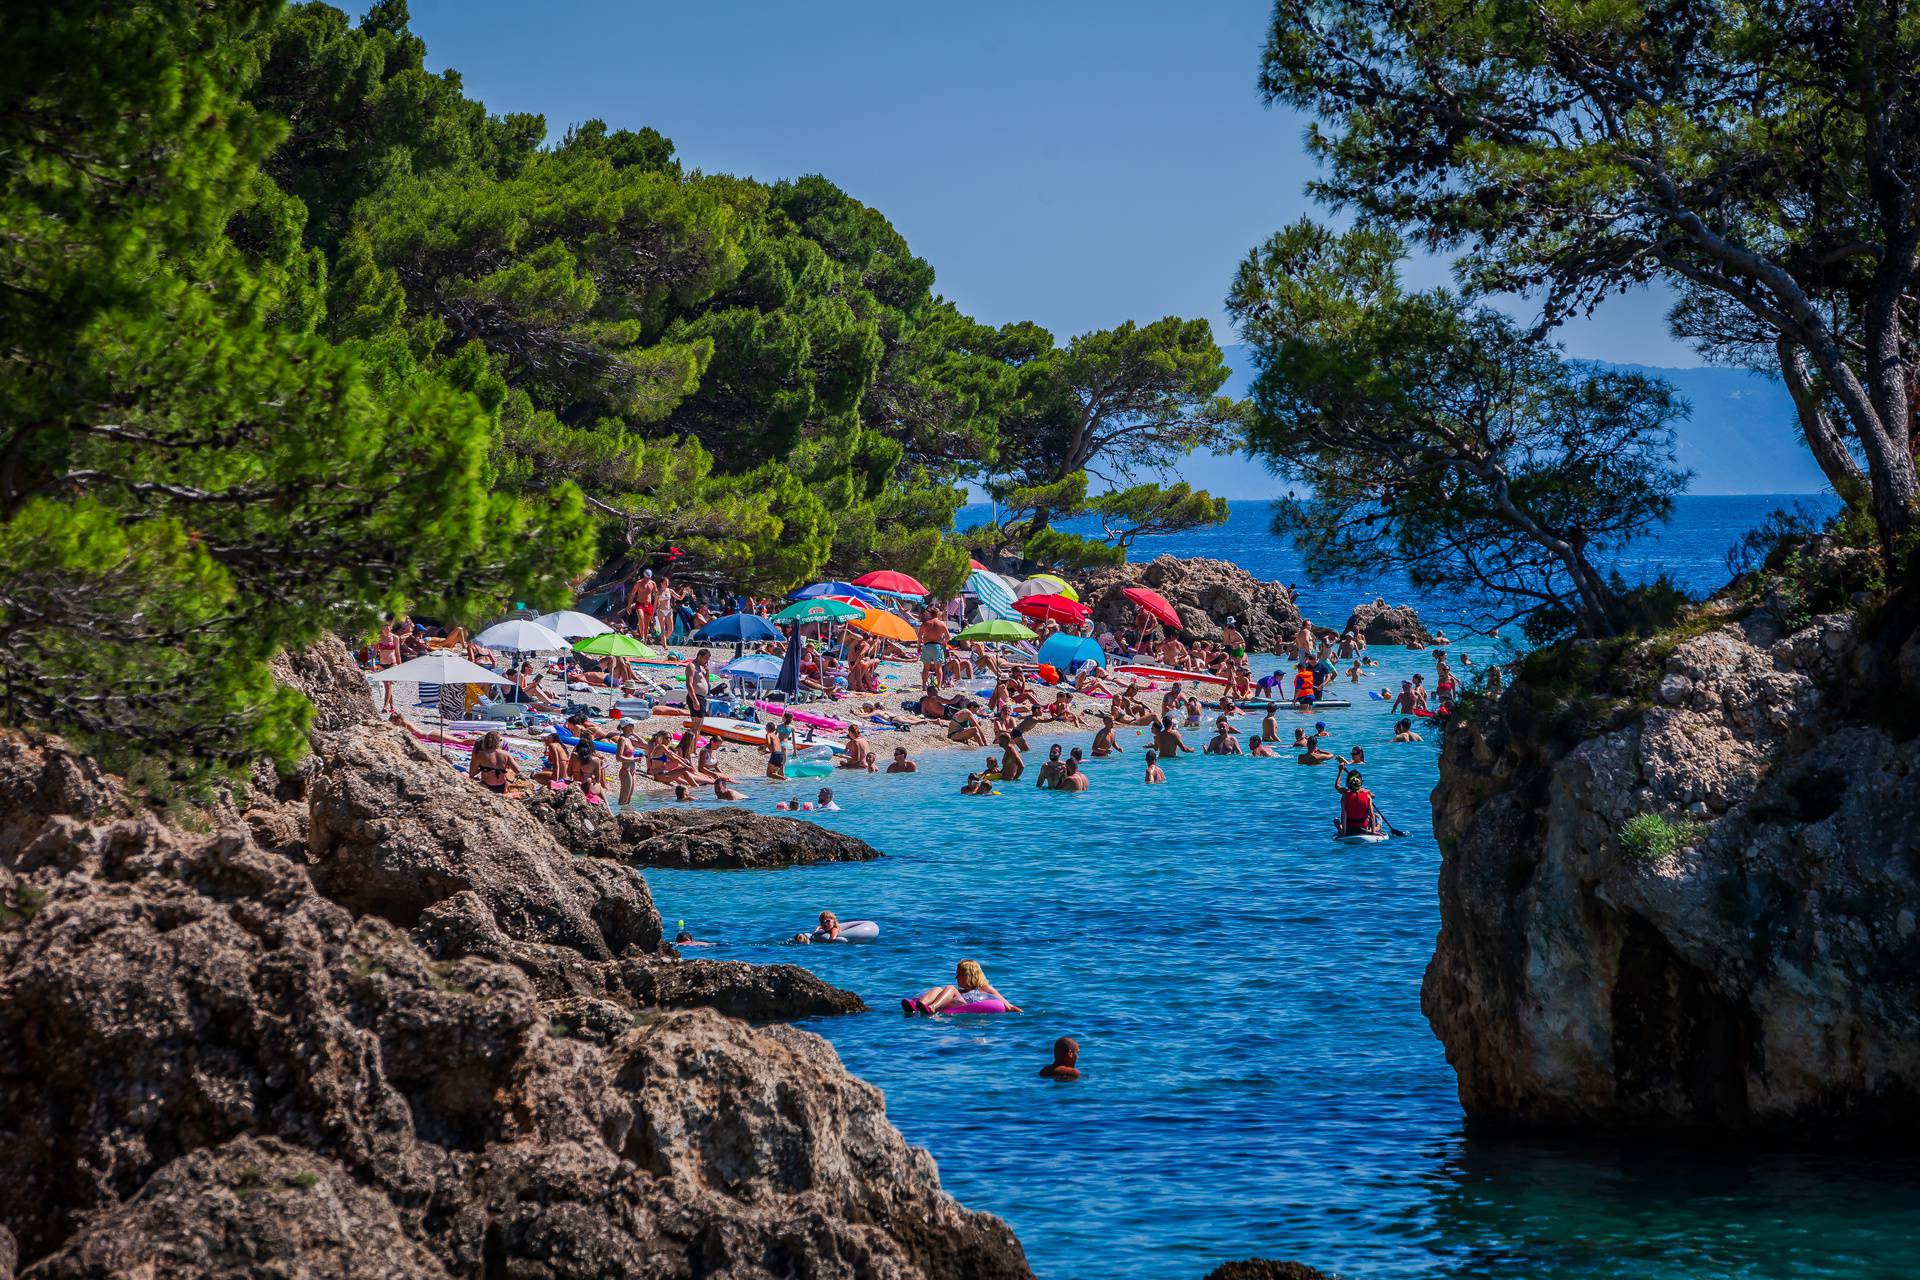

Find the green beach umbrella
[[955, 618, 1037, 642], [572, 632, 658, 658], [770, 598, 863, 624]]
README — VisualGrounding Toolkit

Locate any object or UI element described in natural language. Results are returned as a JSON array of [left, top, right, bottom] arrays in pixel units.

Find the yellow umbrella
[[849, 605, 918, 643]]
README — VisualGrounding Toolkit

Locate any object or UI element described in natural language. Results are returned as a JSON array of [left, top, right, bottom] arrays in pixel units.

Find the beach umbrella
[[775, 627, 802, 698], [721, 653, 783, 679], [1015, 574, 1078, 601], [1014, 593, 1092, 625], [849, 605, 918, 643], [533, 609, 611, 639], [1122, 585, 1182, 630], [955, 618, 1037, 642], [694, 612, 784, 643], [854, 569, 929, 596], [792, 580, 882, 606], [771, 598, 863, 624], [965, 568, 1020, 622], [366, 653, 513, 761], [475, 618, 569, 653], [573, 632, 658, 658]]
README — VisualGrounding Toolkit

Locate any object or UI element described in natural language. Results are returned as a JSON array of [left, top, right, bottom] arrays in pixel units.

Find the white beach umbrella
[[474, 618, 570, 652], [534, 609, 611, 639], [366, 653, 515, 763]]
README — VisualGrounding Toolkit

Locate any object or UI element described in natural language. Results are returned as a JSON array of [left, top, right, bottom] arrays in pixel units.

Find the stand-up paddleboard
[[1115, 663, 1229, 686], [681, 717, 846, 753], [1333, 831, 1390, 845], [754, 700, 850, 732], [1237, 699, 1353, 711]]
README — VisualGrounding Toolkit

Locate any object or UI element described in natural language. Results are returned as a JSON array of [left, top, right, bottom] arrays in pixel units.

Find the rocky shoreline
[[0, 642, 1031, 1277], [1424, 583, 1920, 1134]]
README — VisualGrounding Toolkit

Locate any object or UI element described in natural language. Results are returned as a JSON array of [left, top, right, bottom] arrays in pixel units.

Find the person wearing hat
[[1221, 616, 1246, 660]]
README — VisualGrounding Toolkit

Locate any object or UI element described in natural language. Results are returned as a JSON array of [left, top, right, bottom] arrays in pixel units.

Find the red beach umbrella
[[1013, 593, 1092, 625], [854, 569, 929, 596], [1122, 585, 1182, 629]]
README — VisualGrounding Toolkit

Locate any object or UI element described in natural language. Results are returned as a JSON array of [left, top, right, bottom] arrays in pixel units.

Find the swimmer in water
[[816, 787, 840, 810], [1091, 713, 1123, 757], [1298, 733, 1335, 765], [905, 959, 1020, 1014], [712, 778, 747, 801], [1249, 733, 1278, 757], [887, 746, 918, 773], [1143, 747, 1166, 784], [1261, 706, 1279, 742], [1205, 717, 1242, 755], [1039, 1036, 1081, 1080], [1393, 718, 1423, 743], [1056, 757, 1090, 792]]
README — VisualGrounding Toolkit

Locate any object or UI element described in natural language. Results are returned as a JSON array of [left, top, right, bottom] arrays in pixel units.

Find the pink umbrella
[[1013, 593, 1092, 626], [854, 569, 929, 596]]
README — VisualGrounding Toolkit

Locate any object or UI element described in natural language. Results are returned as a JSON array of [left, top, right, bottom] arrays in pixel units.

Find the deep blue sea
[[649, 494, 1920, 1279]]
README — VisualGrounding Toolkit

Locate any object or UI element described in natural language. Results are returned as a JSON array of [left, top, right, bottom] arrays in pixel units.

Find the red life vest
[[1294, 670, 1315, 698], [1341, 788, 1373, 832]]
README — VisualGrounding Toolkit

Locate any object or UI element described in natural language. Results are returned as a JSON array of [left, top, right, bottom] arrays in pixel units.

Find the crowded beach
[[364, 561, 1495, 840]]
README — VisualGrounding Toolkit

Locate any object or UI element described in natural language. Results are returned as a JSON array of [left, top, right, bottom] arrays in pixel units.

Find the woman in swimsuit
[[468, 732, 520, 794], [905, 959, 1020, 1014], [569, 741, 607, 802], [615, 723, 641, 807]]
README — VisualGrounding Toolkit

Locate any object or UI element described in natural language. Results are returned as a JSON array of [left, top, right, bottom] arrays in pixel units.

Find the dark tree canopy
[[1229, 221, 1688, 639], [1260, 0, 1920, 554]]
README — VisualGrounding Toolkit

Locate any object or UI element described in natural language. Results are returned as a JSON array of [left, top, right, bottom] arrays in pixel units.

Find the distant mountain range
[[1180, 345, 1828, 499]]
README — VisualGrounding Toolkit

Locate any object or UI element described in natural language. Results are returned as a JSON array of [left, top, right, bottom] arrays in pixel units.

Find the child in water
[[1143, 748, 1166, 784], [1039, 1037, 1081, 1080]]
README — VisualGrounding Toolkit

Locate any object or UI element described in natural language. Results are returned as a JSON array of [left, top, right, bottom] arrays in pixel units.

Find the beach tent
[[1036, 633, 1106, 676], [533, 610, 611, 639], [966, 568, 1021, 622]]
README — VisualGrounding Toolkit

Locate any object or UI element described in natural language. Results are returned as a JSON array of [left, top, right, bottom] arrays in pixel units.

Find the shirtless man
[[1039, 1037, 1082, 1080], [1298, 732, 1335, 765], [918, 608, 951, 690], [1153, 717, 1193, 758], [1056, 758, 1090, 792], [1261, 706, 1280, 743], [1205, 717, 1242, 755], [631, 569, 658, 635], [1035, 744, 1065, 789], [1091, 713, 1123, 757], [994, 732, 1026, 782], [1391, 680, 1418, 714], [886, 746, 918, 773]]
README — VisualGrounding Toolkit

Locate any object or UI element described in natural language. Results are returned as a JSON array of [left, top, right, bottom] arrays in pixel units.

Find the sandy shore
[[384, 650, 1133, 802]]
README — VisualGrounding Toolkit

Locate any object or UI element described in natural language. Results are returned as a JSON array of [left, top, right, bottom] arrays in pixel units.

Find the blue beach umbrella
[[791, 581, 882, 606], [694, 612, 783, 643], [775, 627, 802, 698], [721, 653, 783, 679]]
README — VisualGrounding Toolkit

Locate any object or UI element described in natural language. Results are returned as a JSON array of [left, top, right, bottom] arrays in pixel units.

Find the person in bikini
[[468, 732, 520, 794]]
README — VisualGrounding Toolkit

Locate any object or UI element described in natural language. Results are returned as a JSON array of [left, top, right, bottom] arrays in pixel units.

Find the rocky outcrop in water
[[1079, 555, 1304, 649], [1425, 595, 1920, 1133], [1342, 600, 1431, 646], [530, 793, 884, 869], [0, 643, 1028, 1277], [1202, 1263, 1333, 1280]]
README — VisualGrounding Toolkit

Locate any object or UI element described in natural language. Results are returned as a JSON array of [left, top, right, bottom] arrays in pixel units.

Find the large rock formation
[[0, 706, 1026, 1275], [1425, 600, 1920, 1133], [1341, 600, 1431, 647], [530, 794, 884, 869], [1079, 556, 1304, 650]]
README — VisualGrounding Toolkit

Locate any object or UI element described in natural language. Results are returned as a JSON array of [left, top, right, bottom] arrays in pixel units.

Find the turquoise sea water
[[648, 496, 1920, 1279]]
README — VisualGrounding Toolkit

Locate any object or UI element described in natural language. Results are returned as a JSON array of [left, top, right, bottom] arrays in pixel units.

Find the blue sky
[[407, 0, 1691, 364], [406, 1, 1827, 495]]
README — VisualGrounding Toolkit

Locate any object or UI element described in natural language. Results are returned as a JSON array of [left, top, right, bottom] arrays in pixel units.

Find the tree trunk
[[1777, 339, 1867, 504]]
